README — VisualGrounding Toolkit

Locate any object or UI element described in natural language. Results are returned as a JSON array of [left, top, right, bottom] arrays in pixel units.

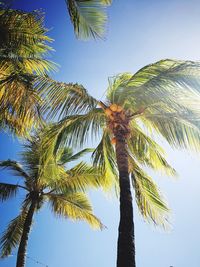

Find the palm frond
[[92, 128, 118, 189], [0, 73, 45, 136], [56, 147, 73, 163], [0, 183, 18, 201], [40, 109, 105, 169], [106, 60, 200, 112], [129, 157, 169, 228], [0, 209, 27, 258], [0, 56, 57, 76], [35, 76, 98, 119], [57, 148, 93, 165], [0, 160, 30, 180], [100, 0, 112, 5], [128, 121, 177, 176], [48, 192, 103, 229], [20, 136, 58, 185], [106, 73, 133, 106], [57, 109, 105, 147], [65, 162, 103, 190], [0, 8, 52, 57], [45, 161, 104, 193], [144, 112, 200, 151], [66, 0, 109, 39]]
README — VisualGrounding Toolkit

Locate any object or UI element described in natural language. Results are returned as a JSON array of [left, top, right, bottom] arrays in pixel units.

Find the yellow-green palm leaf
[[66, 0, 111, 39], [48, 192, 103, 229], [0, 209, 28, 258]]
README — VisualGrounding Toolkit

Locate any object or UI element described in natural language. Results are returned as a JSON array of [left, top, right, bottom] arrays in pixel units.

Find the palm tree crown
[[39, 59, 200, 267], [0, 7, 56, 136], [0, 132, 103, 267]]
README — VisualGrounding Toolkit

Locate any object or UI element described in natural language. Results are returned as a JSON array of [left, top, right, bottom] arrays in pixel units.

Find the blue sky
[[1, 0, 200, 266]]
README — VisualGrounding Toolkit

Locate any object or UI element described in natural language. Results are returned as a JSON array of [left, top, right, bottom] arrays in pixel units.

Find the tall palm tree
[[0, 134, 104, 267], [38, 59, 200, 267], [0, 7, 56, 136]]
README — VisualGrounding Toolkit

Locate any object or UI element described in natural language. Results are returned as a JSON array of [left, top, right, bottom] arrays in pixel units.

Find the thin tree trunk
[[116, 136, 136, 267], [16, 200, 36, 267]]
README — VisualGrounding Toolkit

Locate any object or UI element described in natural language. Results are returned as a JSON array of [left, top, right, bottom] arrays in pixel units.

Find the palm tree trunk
[[16, 200, 36, 267], [116, 136, 136, 267]]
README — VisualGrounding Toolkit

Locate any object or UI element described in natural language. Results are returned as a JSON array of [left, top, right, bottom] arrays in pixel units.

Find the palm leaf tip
[[0, 210, 27, 258], [66, 0, 109, 39], [49, 192, 104, 229], [101, 0, 112, 5], [0, 183, 18, 201], [131, 165, 170, 228], [128, 124, 177, 177]]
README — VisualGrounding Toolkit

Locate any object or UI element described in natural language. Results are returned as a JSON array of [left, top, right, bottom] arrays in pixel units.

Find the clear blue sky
[[1, 0, 200, 266]]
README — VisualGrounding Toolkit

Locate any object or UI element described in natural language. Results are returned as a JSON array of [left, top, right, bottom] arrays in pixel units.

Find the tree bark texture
[[116, 136, 136, 267], [16, 200, 36, 267]]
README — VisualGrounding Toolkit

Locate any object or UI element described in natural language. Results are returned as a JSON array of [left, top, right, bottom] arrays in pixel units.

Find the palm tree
[[39, 59, 200, 267], [0, 7, 56, 136], [0, 133, 104, 267]]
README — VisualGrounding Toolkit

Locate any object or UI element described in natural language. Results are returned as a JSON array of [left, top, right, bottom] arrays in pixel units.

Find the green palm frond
[[20, 136, 53, 185], [47, 163, 102, 193], [0, 183, 18, 201], [0, 209, 27, 258], [57, 147, 93, 165], [0, 160, 30, 180], [0, 56, 57, 76], [57, 109, 105, 147], [0, 8, 52, 57], [106, 60, 200, 112], [0, 160, 33, 191], [0, 74, 43, 133], [56, 147, 73, 163], [100, 0, 112, 5], [41, 109, 105, 168], [66, 0, 109, 39], [39, 113, 104, 183], [65, 162, 102, 190], [1, 58, 51, 78], [20, 58, 57, 75], [128, 121, 177, 176], [35, 76, 98, 119], [106, 73, 133, 106], [144, 112, 200, 151], [129, 157, 169, 228], [48, 192, 103, 229], [92, 129, 118, 189]]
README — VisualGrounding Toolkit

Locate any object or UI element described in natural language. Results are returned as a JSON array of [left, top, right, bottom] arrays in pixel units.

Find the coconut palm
[[0, 7, 56, 136], [0, 133, 103, 267], [38, 59, 200, 267], [65, 0, 112, 39]]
